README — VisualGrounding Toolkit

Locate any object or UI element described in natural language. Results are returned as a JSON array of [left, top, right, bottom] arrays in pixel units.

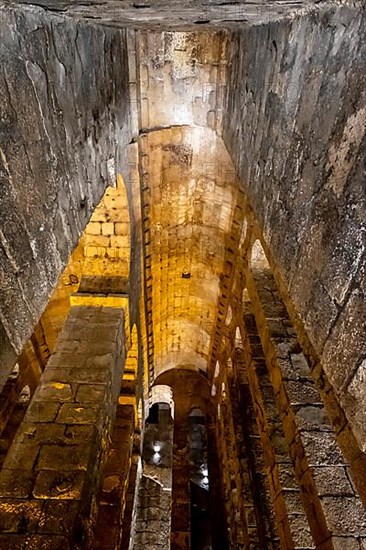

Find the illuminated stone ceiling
[[142, 126, 243, 377], [134, 30, 245, 382]]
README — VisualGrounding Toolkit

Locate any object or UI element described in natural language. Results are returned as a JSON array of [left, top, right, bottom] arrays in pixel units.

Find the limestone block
[[83, 234, 110, 248], [84, 245, 106, 258], [0, 468, 34, 499], [33, 470, 84, 500], [111, 235, 130, 248], [0, 499, 43, 533], [85, 222, 102, 236], [101, 223, 114, 236], [38, 501, 80, 536], [76, 385, 106, 403], [36, 444, 90, 472], [115, 222, 130, 236]]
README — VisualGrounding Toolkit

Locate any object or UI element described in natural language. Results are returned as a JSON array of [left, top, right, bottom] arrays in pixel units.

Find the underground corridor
[[0, 1, 365, 549]]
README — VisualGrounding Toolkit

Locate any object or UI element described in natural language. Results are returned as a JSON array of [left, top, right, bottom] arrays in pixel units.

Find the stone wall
[[223, 3, 366, 448], [5, 0, 337, 28], [0, 305, 125, 549], [93, 404, 135, 550], [243, 267, 366, 548], [0, 3, 131, 387]]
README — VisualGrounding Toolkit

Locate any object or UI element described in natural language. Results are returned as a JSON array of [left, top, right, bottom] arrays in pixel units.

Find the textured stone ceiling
[[134, 30, 245, 381], [3, 0, 348, 28], [141, 126, 243, 376]]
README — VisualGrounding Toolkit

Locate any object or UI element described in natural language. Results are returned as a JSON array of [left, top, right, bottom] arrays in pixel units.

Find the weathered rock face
[[0, 5, 132, 386], [223, 4, 366, 445], [3, 0, 331, 29]]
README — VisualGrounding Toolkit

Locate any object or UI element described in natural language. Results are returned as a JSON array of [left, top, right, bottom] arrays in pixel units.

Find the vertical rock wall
[[0, 4, 132, 386], [223, 4, 366, 447]]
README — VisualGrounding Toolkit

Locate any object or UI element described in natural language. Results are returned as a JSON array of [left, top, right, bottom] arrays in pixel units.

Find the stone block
[[301, 432, 345, 466], [106, 247, 120, 259], [287, 513, 314, 547], [33, 470, 84, 500], [37, 500, 80, 536], [84, 245, 106, 258], [16, 423, 67, 446], [36, 445, 89, 472], [311, 466, 354, 497], [85, 222, 101, 236], [286, 380, 321, 405], [294, 405, 332, 432], [101, 223, 114, 236], [76, 385, 106, 403], [56, 404, 99, 425], [320, 496, 366, 535], [115, 222, 129, 236], [2, 441, 40, 470], [110, 235, 129, 248], [44, 367, 109, 385], [47, 352, 87, 369], [0, 469, 34, 499], [83, 234, 110, 248], [0, 500, 43, 533], [34, 382, 74, 403], [289, 353, 311, 378], [64, 425, 96, 445], [26, 401, 60, 423], [331, 537, 363, 550]]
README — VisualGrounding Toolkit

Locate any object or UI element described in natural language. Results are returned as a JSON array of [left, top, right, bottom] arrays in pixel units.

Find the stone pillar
[[206, 413, 229, 550], [0, 305, 125, 549], [170, 397, 190, 550], [92, 403, 135, 550]]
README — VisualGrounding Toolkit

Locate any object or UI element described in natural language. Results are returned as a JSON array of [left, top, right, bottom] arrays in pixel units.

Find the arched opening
[[130, 388, 174, 549]]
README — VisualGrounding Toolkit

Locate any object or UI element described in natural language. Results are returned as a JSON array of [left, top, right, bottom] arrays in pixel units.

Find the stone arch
[[150, 384, 174, 420], [250, 238, 270, 270]]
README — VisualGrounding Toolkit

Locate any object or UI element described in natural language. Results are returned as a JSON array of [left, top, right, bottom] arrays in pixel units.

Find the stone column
[[170, 396, 190, 550], [206, 413, 229, 550], [0, 305, 125, 549]]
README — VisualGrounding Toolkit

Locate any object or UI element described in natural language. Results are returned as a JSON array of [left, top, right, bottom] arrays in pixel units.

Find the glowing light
[[153, 443, 161, 453], [202, 469, 208, 477], [203, 476, 209, 485]]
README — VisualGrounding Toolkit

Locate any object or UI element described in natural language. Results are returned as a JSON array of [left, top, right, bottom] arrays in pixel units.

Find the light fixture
[[153, 443, 161, 453]]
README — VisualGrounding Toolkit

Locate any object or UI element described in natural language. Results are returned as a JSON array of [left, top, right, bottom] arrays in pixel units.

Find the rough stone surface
[[224, 4, 366, 448], [2, 0, 341, 29]]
